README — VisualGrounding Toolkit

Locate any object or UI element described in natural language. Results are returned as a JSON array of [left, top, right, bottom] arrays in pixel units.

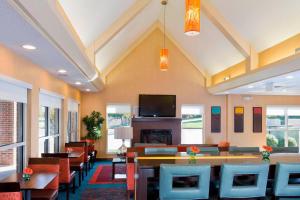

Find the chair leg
[[85, 163, 88, 176], [72, 178, 76, 193], [78, 171, 81, 186], [66, 183, 69, 200], [81, 169, 84, 180]]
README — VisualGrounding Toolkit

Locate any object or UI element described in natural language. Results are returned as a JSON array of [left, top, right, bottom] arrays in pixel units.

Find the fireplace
[[140, 129, 172, 145]]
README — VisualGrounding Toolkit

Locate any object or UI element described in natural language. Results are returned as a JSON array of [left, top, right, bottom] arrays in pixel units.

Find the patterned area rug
[[81, 188, 127, 200], [89, 164, 126, 184]]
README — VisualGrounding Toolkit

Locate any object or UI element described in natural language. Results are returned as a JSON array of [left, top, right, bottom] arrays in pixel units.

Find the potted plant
[[82, 111, 105, 141]]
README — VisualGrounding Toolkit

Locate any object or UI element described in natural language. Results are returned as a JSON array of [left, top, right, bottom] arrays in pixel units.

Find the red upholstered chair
[[81, 139, 97, 168], [0, 182, 22, 200], [28, 158, 60, 200], [126, 152, 135, 199], [42, 153, 76, 200], [65, 143, 85, 186]]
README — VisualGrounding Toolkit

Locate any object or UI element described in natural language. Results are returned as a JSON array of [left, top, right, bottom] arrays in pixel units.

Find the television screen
[[139, 94, 176, 117]]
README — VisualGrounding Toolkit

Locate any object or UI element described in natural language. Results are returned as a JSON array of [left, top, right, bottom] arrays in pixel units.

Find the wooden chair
[[0, 182, 22, 200], [42, 153, 76, 200], [28, 158, 60, 200], [65, 143, 85, 186]]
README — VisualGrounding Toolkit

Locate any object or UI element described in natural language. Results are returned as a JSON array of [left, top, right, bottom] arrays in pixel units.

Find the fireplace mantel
[[131, 117, 181, 145]]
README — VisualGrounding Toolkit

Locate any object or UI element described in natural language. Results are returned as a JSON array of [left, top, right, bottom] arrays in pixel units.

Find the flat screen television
[[139, 94, 176, 117]]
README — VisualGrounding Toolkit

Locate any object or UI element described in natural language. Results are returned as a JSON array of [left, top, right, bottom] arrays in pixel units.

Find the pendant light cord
[[163, 4, 166, 48]]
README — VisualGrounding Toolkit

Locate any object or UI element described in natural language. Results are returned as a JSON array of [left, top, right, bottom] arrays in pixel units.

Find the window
[[38, 107, 60, 155], [266, 107, 300, 147], [67, 111, 78, 142], [0, 100, 25, 179], [181, 105, 204, 144], [106, 104, 131, 153], [67, 100, 78, 142]]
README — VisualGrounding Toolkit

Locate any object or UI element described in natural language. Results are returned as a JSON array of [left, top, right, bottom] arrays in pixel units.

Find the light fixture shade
[[185, 0, 200, 36], [114, 127, 133, 140], [160, 48, 168, 71]]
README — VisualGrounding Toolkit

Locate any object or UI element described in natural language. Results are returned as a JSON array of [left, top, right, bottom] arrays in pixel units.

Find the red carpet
[[89, 164, 126, 184]]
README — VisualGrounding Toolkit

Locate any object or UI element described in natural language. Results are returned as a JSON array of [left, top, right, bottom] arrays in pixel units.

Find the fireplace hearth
[[140, 129, 172, 145]]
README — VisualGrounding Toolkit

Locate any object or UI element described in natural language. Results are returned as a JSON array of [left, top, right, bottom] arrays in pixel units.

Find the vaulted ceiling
[[59, 0, 300, 77]]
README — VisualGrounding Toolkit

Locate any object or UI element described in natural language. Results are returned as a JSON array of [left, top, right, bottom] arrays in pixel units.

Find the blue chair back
[[274, 163, 300, 197], [229, 146, 260, 153], [159, 164, 211, 200], [134, 143, 167, 147], [187, 147, 219, 155], [220, 163, 269, 198], [144, 147, 178, 155], [272, 147, 299, 153]]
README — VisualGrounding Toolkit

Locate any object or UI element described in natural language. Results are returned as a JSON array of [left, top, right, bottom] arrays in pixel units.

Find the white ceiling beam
[[202, 0, 258, 70], [208, 53, 300, 94], [88, 0, 151, 54]]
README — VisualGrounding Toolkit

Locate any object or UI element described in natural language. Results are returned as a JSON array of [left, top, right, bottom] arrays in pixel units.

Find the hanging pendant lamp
[[160, 0, 168, 71], [185, 0, 200, 36]]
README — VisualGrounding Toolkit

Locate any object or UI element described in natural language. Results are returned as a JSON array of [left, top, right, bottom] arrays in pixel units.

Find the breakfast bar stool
[[274, 163, 300, 199], [219, 163, 269, 199], [159, 164, 211, 200]]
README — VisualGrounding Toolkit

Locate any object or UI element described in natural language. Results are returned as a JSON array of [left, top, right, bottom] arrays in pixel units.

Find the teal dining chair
[[274, 163, 300, 198], [187, 147, 219, 155], [159, 164, 211, 200], [144, 147, 178, 155], [272, 147, 299, 153], [229, 146, 260, 154], [219, 163, 269, 199]]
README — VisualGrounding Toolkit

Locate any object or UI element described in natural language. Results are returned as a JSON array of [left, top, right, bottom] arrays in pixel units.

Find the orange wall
[[81, 29, 227, 157], [0, 44, 81, 158]]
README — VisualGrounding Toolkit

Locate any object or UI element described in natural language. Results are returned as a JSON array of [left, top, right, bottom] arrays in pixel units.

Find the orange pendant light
[[185, 0, 200, 36], [160, 0, 168, 71], [160, 48, 168, 71]]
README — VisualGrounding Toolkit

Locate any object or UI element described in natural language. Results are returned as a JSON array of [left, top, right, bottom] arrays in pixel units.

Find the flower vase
[[188, 153, 196, 164], [22, 173, 31, 181], [262, 151, 270, 162]]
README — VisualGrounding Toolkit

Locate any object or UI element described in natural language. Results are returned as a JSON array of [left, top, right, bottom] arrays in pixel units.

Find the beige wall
[[81, 29, 227, 157], [0, 44, 81, 158], [227, 95, 300, 147]]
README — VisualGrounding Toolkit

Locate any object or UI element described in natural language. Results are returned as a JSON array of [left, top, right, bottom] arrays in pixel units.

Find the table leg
[[112, 162, 115, 180], [136, 167, 154, 200], [24, 190, 31, 200]]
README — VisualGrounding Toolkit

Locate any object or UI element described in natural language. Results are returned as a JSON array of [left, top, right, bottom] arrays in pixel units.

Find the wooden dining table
[[0, 172, 57, 200], [64, 151, 84, 158], [135, 152, 300, 200]]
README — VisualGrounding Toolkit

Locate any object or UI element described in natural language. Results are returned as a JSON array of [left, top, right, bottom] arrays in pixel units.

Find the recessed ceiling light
[[21, 44, 36, 50], [75, 81, 81, 85], [286, 75, 294, 79], [248, 85, 254, 89], [86, 89, 91, 92], [57, 69, 67, 74], [224, 76, 230, 81]]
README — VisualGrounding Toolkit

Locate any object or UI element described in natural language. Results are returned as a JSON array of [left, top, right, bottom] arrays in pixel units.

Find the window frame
[[266, 105, 300, 147], [106, 103, 132, 154], [0, 101, 26, 174], [38, 106, 61, 154], [180, 104, 205, 144]]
